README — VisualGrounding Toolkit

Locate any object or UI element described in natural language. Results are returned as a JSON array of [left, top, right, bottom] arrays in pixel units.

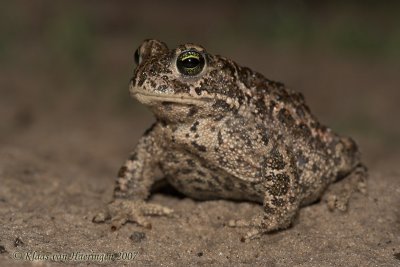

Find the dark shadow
[[150, 179, 186, 199]]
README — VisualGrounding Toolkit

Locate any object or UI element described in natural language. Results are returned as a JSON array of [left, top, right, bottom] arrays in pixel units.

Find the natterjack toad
[[94, 39, 367, 241]]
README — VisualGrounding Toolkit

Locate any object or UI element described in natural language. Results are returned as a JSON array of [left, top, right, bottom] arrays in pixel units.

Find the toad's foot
[[324, 164, 368, 212], [93, 199, 174, 230], [228, 216, 276, 242]]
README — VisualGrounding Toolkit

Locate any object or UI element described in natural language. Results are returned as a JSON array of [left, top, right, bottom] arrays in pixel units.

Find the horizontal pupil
[[183, 58, 199, 68]]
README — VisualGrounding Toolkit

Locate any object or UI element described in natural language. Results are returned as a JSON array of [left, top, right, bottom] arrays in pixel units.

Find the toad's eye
[[134, 48, 140, 65], [176, 50, 205, 76]]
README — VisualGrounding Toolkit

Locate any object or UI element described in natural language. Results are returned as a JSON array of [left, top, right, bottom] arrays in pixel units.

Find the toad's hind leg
[[324, 163, 368, 212], [228, 171, 301, 241]]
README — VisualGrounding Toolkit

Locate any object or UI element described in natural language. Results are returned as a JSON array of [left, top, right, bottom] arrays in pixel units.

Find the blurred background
[[1, 0, 399, 172]]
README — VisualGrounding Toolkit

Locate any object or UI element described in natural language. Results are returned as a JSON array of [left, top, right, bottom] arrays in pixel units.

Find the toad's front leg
[[229, 171, 301, 242], [93, 124, 173, 230]]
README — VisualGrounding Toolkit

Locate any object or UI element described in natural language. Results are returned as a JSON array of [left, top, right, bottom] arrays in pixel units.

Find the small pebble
[[130, 231, 146, 243], [394, 252, 400, 261], [14, 237, 24, 247]]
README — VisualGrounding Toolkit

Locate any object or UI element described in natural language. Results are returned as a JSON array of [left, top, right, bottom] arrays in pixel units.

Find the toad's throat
[[132, 88, 211, 105]]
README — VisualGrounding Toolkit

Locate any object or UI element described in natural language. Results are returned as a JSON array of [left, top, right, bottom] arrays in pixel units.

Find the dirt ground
[[1, 1, 400, 266]]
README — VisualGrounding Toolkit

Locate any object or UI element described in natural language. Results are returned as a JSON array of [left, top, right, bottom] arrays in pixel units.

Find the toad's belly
[[160, 151, 265, 203]]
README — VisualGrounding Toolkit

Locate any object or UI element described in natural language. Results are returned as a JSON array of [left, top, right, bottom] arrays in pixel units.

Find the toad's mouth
[[131, 87, 211, 105]]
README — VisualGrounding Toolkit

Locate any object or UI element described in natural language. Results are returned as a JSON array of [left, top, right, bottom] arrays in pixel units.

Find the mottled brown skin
[[93, 39, 367, 241]]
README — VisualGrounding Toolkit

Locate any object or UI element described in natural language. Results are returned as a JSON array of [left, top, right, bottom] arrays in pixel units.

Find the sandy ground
[[0, 127, 399, 267]]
